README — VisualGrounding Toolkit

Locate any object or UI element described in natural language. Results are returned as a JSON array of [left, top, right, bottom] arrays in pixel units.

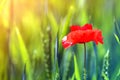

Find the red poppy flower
[[62, 24, 103, 49]]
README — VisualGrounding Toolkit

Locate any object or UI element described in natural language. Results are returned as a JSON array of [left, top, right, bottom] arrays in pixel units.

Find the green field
[[0, 0, 120, 80]]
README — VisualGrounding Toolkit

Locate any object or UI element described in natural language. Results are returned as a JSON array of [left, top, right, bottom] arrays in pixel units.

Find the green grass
[[0, 0, 120, 80]]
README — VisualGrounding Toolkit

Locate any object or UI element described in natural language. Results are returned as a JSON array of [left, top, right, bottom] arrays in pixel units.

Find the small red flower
[[62, 24, 103, 49]]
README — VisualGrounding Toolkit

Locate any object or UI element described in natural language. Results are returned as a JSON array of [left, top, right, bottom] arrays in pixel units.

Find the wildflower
[[62, 24, 103, 48]]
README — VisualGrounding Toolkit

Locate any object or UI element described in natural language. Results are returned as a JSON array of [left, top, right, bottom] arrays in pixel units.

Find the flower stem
[[83, 43, 87, 80]]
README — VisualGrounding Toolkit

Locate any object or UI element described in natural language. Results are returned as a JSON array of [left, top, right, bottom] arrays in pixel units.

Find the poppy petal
[[62, 36, 73, 48], [82, 24, 92, 30], [93, 30, 104, 45], [70, 24, 92, 31], [70, 25, 81, 31]]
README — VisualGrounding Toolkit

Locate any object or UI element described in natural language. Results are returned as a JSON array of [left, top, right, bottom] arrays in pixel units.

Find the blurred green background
[[0, 0, 120, 80]]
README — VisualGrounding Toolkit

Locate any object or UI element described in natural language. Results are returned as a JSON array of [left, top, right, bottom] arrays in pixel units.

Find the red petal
[[62, 36, 73, 49], [70, 24, 92, 32], [70, 25, 81, 31], [82, 24, 92, 30], [93, 30, 104, 45]]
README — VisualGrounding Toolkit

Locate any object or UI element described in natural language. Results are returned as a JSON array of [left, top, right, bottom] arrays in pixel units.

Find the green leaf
[[9, 26, 32, 80], [71, 73, 75, 80], [69, 73, 75, 80], [102, 73, 109, 80], [114, 33, 120, 44], [62, 50, 72, 80], [101, 50, 109, 80], [48, 11, 58, 38], [111, 64, 120, 80], [115, 69, 120, 80], [52, 36, 59, 80], [48, 12, 59, 77], [74, 55, 81, 80]]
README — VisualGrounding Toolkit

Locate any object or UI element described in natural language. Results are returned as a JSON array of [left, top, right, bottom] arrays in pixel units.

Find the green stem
[[83, 43, 87, 80]]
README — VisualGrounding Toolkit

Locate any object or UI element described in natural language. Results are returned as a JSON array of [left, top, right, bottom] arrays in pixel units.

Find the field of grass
[[0, 0, 120, 80]]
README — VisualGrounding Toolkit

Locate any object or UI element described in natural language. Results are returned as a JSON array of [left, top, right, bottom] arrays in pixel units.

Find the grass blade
[[114, 33, 120, 44], [22, 64, 26, 80], [101, 50, 109, 80], [9, 26, 32, 80], [74, 54, 81, 80]]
